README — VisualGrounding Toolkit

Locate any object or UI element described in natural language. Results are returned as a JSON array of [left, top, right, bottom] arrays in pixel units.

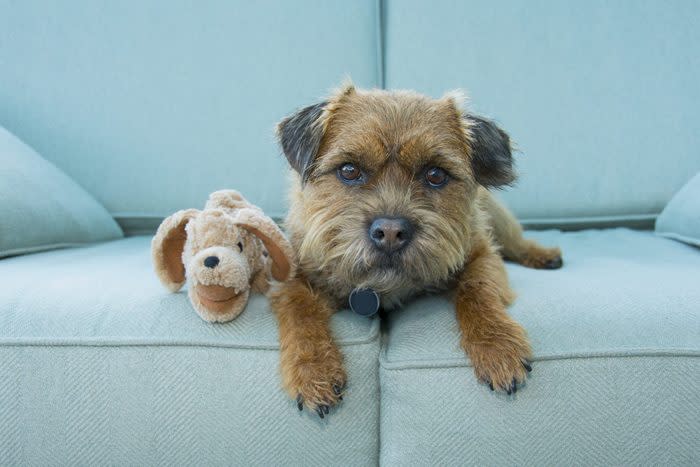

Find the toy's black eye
[[237, 242, 243, 252], [426, 167, 448, 187], [338, 163, 362, 183]]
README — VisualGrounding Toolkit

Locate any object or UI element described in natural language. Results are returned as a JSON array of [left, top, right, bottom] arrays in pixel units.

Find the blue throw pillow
[[0, 125, 123, 258]]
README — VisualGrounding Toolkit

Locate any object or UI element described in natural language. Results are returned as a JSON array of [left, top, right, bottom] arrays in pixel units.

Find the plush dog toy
[[152, 190, 295, 322]]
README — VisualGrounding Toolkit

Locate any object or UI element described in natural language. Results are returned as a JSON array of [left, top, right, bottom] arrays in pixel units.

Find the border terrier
[[270, 83, 562, 418]]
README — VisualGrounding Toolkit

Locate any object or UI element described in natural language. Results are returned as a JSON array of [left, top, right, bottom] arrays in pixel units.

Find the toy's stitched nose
[[203, 256, 220, 269], [369, 217, 414, 253]]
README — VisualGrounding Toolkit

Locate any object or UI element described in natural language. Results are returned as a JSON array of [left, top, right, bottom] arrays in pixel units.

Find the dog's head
[[277, 84, 514, 304]]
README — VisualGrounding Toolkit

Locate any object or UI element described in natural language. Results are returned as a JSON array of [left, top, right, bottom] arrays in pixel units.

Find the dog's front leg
[[269, 276, 346, 417], [455, 237, 532, 394]]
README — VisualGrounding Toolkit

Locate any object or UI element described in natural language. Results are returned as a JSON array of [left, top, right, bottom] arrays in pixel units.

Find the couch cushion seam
[[0, 319, 380, 350], [0, 337, 379, 350], [380, 348, 700, 371]]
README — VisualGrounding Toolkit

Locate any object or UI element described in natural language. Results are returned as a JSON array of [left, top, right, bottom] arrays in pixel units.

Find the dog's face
[[278, 85, 514, 304]]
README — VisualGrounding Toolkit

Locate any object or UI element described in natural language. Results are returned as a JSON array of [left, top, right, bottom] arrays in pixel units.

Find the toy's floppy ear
[[152, 209, 199, 292], [234, 208, 295, 282], [463, 113, 516, 188]]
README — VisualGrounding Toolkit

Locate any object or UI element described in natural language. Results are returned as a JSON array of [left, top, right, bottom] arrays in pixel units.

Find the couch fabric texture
[[380, 229, 699, 465], [0, 126, 123, 258], [0, 237, 380, 466]]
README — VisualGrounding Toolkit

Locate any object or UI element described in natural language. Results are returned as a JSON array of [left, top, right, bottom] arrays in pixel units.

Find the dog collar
[[349, 288, 380, 317]]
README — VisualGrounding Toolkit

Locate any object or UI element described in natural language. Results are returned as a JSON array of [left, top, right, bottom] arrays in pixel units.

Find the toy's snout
[[188, 246, 252, 323]]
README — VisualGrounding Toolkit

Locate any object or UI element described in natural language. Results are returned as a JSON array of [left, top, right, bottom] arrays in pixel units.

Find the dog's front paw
[[281, 345, 347, 418], [521, 245, 563, 270], [467, 332, 532, 394]]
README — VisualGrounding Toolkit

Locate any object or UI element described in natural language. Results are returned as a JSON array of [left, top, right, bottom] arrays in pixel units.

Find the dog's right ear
[[277, 81, 357, 182], [151, 209, 199, 292], [276, 101, 328, 182]]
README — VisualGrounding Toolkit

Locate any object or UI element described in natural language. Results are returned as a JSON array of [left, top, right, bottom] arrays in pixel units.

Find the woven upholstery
[[380, 229, 700, 466], [0, 237, 380, 465]]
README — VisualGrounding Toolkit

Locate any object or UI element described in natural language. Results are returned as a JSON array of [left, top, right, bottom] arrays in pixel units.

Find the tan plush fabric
[[151, 190, 295, 322]]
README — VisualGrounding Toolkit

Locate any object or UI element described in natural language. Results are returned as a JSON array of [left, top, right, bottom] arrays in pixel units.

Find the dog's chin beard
[[318, 242, 413, 294], [347, 246, 441, 295], [370, 250, 405, 270]]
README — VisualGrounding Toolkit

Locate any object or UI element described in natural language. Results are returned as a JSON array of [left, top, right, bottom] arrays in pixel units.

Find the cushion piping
[[380, 347, 700, 371], [0, 318, 380, 350]]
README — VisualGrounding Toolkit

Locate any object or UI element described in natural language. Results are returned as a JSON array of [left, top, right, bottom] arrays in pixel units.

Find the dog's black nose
[[369, 217, 414, 253], [203, 256, 220, 268]]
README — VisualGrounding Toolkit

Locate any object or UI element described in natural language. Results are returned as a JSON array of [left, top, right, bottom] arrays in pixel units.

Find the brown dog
[[270, 83, 562, 417]]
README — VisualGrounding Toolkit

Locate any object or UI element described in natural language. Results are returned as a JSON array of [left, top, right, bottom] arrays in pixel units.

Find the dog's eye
[[425, 167, 448, 187], [338, 163, 363, 184], [237, 241, 243, 252]]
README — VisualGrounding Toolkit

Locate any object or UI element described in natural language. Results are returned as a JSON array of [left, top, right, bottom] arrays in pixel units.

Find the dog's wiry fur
[[270, 84, 562, 415]]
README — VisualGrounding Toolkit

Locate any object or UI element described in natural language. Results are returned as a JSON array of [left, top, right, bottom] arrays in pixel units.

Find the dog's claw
[[544, 257, 563, 269], [295, 383, 343, 417], [485, 377, 521, 394], [522, 360, 532, 372]]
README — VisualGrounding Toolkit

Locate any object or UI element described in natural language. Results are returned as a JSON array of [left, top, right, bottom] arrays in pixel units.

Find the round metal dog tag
[[349, 288, 380, 317]]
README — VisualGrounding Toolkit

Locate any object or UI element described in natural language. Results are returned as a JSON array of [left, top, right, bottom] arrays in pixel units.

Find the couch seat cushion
[[380, 228, 700, 466], [0, 236, 380, 465]]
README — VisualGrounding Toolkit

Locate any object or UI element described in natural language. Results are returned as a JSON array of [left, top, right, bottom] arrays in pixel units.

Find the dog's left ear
[[463, 114, 516, 188], [276, 101, 328, 182], [443, 91, 516, 188]]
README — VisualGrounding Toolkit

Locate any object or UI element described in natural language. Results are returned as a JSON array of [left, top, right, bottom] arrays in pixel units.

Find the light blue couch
[[1, 1, 698, 465]]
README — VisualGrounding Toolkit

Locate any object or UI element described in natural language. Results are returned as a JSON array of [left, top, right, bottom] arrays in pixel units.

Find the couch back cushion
[[384, 0, 700, 220], [0, 0, 380, 221]]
